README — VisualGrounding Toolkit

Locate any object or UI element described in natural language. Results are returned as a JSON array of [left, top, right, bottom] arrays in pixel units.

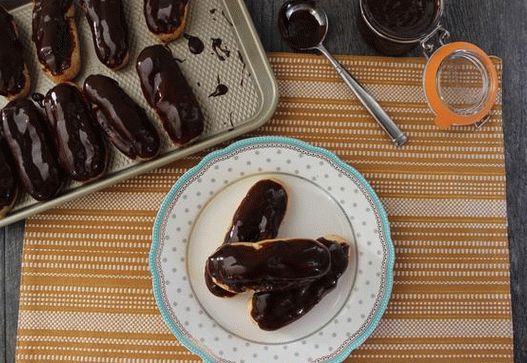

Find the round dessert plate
[[150, 136, 394, 363]]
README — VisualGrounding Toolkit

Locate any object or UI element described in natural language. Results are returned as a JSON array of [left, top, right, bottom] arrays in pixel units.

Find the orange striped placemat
[[16, 53, 513, 362]]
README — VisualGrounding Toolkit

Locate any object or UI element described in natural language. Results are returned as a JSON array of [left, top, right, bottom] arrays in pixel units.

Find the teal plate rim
[[150, 136, 395, 363]]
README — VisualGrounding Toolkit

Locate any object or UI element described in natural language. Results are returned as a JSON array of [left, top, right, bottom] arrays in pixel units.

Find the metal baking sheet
[[0, 0, 278, 227]]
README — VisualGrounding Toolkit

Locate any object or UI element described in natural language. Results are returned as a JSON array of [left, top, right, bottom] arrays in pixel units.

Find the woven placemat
[[15, 53, 513, 362]]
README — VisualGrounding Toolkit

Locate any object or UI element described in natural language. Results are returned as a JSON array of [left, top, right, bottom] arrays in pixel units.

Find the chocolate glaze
[[206, 239, 331, 293], [0, 142, 18, 214], [251, 237, 350, 330], [84, 74, 161, 160], [81, 0, 129, 69], [211, 38, 230, 61], [43, 83, 107, 182], [278, 0, 325, 50], [0, 6, 27, 98], [144, 0, 189, 36], [206, 179, 288, 297], [184, 33, 204, 55], [225, 180, 288, 243], [363, 0, 440, 39], [209, 76, 229, 98], [137, 45, 204, 145], [31, 93, 45, 108], [32, 0, 75, 76], [1, 99, 63, 201], [221, 10, 233, 27]]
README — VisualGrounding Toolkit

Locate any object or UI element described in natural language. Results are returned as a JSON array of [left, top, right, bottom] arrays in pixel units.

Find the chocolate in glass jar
[[359, 0, 443, 55]]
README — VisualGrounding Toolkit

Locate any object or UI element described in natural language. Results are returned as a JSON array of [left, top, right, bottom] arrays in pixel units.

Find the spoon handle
[[318, 45, 408, 147]]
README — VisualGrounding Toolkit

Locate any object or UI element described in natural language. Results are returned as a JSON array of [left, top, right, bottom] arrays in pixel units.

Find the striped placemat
[[16, 53, 513, 362]]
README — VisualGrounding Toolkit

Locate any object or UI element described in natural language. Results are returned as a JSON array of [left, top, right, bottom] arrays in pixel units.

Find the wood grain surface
[[1, 0, 526, 362]]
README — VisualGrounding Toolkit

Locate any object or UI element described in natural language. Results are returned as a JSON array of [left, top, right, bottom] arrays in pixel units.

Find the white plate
[[150, 137, 395, 363]]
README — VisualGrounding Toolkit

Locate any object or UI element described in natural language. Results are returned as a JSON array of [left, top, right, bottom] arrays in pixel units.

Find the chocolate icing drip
[[211, 38, 230, 61], [250, 237, 350, 330], [184, 33, 204, 55], [207, 239, 331, 293], [0, 6, 27, 98], [43, 83, 107, 182], [84, 74, 161, 160], [1, 99, 63, 201], [81, 0, 129, 69], [221, 10, 233, 27], [144, 0, 189, 35], [206, 179, 288, 297], [136, 45, 204, 145], [209, 75, 228, 98], [32, 0, 75, 75], [31, 93, 45, 107]]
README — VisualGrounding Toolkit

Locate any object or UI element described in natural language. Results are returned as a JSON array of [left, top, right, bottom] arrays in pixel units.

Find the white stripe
[[374, 319, 512, 338]]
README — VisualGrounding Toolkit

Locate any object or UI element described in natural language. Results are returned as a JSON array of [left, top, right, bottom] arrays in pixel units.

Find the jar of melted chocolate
[[359, 0, 443, 55]]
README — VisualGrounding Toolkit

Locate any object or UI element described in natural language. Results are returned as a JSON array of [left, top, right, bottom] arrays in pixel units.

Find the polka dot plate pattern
[[150, 136, 395, 362]]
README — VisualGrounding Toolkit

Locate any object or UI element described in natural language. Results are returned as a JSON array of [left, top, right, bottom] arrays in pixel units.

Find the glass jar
[[422, 36, 499, 129], [359, 0, 444, 56], [359, 0, 499, 129]]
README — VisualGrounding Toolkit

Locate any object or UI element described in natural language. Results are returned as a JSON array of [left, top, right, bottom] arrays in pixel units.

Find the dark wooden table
[[2, 0, 526, 362]]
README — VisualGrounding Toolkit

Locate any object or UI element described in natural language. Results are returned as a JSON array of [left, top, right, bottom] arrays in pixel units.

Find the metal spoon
[[278, 0, 408, 147]]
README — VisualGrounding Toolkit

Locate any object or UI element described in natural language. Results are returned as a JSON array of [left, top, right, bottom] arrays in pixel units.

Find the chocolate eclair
[[1, 99, 63, 201], [0, 6, 30, 100], [43, 83, 108, 182], [32, 0, 81, 83], [206, 179, 288, 298], [206, 238, 331, 294], [144, 0, 190, 43], [0, 143, 19, 218], [137, 45, 204, 146], [84, 74, 161, 160], [250, 236, 350, 330], [81, 0, 129, 69]]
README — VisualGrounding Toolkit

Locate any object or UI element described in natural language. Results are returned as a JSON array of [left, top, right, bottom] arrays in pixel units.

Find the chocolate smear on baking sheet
[[184, 33, 205, 55], [209, 75, 229, 98], [211, 38, 230, 61]]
